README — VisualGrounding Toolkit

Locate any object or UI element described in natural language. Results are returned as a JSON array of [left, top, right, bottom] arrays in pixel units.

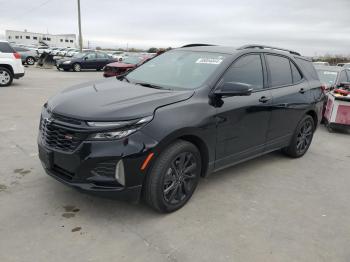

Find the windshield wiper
[[136, 82, 171, 90]]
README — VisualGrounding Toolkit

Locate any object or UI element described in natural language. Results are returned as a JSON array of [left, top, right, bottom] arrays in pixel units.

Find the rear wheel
[[0, 67, 13, 87], [26, 57, 35, 65], [283, 115, 315, 158], [72, 63, 81, 72], [144, 140, 201, 213]]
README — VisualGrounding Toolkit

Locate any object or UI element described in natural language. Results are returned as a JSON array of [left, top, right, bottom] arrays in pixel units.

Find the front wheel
[[144, 140, 202, 213], [72, 63, 81, 72], [283, 115, 315, 158]]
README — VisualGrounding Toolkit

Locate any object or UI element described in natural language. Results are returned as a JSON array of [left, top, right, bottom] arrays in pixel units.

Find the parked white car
[[0, 40, 25, 87]]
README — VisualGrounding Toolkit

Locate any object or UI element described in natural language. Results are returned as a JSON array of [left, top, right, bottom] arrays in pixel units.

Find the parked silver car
[[13, 46, 38, 65]]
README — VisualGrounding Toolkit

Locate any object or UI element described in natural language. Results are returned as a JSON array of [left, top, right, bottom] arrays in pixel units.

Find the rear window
[[0, 42, 15, 53], [316, 70, 338, 86], [295, 58, 319, 80]]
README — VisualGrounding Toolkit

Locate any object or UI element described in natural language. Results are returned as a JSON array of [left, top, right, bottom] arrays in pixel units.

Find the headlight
[[63, 60, 71, 64], [88, 115, 153, 140]]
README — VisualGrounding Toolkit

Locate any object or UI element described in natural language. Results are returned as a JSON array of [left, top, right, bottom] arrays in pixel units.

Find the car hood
[[106, 62, 136, 68], [47, 78, 194, 121]]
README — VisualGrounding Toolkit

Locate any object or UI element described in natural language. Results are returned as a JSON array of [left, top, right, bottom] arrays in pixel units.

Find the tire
[[0, 67, 13, 87], [72, 63, 81, 72], [283, 115, 315, 158], [26, 57, 35, 65], [144, 140, 202, 213]]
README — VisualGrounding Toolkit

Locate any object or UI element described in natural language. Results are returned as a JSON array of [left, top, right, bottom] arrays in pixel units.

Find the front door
[[83, 53, 97, 69], [215, 54, 272, 170]]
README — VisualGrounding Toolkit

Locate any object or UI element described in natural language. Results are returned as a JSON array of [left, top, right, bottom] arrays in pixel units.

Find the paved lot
[[0, 67, 349, 262]]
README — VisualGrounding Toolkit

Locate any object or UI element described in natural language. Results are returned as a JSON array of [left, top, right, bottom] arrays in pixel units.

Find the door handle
[[259, 96, 270, 103], [299, 88, 306, 94]]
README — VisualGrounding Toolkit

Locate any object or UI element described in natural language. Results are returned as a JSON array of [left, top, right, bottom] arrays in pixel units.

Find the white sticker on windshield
[[196, 58, 223, 65]]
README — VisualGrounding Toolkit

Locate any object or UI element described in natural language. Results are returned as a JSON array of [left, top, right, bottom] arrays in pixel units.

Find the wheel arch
[[0, 64, 14, 76], [154, 130, 211, 178], [305, 109, 318, 128]]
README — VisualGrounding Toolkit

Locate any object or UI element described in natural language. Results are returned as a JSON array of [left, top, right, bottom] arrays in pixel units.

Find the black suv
[[38, 44, 324, 213]]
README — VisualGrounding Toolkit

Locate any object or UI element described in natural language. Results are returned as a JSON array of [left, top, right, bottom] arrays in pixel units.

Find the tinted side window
[[290, 62, 302, 83], [97, 53, 108, 59], [338, 71, 348, 83], [0, 42, 15, 53], [266, 54, 292, 87], [85, 53, 96, 59], [295, 58, 319, 80], [223, 54, 264, 90]]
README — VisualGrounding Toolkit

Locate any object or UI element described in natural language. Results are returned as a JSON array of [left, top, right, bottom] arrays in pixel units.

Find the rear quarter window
[[295, 57, 319, 81], [0, 42, 15, 53]]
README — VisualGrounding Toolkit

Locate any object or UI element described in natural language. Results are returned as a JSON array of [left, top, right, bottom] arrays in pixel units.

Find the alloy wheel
[[163, 152, 198, 205], [296, 119, 313, 154], [0, 70, 11, 85], [74, 64, 81, 72], [27, 57, 35, 65]]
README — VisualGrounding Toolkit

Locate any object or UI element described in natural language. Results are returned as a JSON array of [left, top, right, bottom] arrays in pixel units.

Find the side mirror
[[215, 82, 253, 97], [84, 56, 88, 60]]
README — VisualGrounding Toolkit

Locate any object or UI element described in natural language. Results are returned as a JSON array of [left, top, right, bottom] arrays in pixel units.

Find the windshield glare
[[317, 70, 338, 86], [127, 51, 227, 90]]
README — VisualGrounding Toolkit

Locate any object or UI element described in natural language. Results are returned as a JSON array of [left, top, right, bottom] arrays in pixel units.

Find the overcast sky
[[0, 0, 349, 56]]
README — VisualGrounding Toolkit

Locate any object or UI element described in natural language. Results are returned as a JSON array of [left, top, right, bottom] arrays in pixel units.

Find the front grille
[[40, 118, 87, 152]]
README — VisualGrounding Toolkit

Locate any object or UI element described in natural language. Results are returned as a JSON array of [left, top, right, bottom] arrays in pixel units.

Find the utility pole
[[77, 0, 83, 52]]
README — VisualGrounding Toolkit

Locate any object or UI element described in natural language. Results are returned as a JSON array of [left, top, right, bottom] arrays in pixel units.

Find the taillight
[[13, 52, 21, 59]]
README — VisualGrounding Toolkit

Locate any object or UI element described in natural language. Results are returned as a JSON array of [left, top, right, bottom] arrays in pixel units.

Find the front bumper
[[14, 72, 25, 79], [56, 63, 72, 70], [38, 124, 158, 201]]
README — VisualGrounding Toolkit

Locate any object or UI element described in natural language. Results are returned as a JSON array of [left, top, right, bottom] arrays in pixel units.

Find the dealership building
[[5, 30, 77, 48]]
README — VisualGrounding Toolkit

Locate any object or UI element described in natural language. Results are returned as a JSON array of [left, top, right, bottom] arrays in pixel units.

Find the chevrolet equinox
[[38, 44, 324, 213]]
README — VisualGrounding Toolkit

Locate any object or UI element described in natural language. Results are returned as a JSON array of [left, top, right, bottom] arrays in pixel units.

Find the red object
[[13, 52, 21, 59], [324, 97, 333, 121], [103, 55, 155, 78], [335, 105, 350, 125], [334, 88, 350, 96]]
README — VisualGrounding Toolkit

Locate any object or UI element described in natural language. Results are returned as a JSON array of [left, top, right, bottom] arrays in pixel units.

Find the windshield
[[127, 50, 228, 90], [317, 70, 338, 86], [123, 56, 143, 65]]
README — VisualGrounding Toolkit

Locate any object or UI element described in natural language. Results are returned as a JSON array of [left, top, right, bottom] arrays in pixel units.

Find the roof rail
[[181, 44, 216, 48], [237, 44, 301, 56]]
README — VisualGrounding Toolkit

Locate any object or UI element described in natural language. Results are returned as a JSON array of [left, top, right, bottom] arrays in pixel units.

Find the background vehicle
[[313, 61, 330, 66], [37, 46, 50, 55], [336, 63, 345, 67], [66, 48, 79, 57], [315, 65, 350, 90], [39, 44, 323, 212], [103, 55, 154, 77], [0, 40, 25, 87], [56, 51, 116, 72], [12, 46, 38, 65], [343, 63, 350, 69]]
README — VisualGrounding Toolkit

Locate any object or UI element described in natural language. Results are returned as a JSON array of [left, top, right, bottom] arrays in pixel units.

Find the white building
[[5, 30, 77, 48]]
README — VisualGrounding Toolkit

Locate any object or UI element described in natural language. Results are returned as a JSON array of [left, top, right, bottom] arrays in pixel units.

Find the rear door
[[264, 53, 311, 150], [96, 52, 110, 69], [215, 53, 273, 169]]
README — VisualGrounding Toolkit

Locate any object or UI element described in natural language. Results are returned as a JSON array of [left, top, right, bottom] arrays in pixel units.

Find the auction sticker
[[196, 58, 223, 65]]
